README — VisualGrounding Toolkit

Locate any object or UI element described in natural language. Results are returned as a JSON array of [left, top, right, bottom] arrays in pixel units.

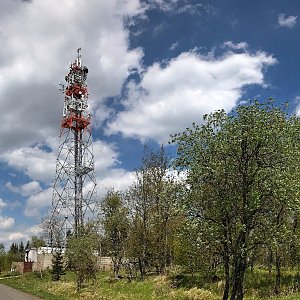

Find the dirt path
[[0, 284, 42, 300]]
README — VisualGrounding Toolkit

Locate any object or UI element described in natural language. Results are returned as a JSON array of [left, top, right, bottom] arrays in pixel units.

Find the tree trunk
[[223, 250, 230, 300], [230, 254, 246, 300], [274, 251, 281, 295], [138, 257, 145, 279], [268, 248, 273, 276], [112, 256, 122, 279], [113, 263, 119, 279], [222, 216, 231, 300], [76, 271, 82, 292]]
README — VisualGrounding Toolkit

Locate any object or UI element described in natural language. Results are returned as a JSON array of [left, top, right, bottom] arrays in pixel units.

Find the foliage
[[66, 225, 98, 291], [173, 220, 213, 277], [125, 146, 182, 278], [171, 100, 300, 300], [6, 242, 26, 265], [0, 243, 8, 272], [51, 250, 65, 281], [101, 189, 129, 278], [30, 235, 46, 248]]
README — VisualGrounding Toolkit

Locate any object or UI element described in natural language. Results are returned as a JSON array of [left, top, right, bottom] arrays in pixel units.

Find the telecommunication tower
[[50, 49, 97, 246]]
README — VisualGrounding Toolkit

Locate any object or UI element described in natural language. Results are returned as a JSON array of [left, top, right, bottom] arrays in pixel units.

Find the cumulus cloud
[[0, 223, 43, 248], [18, 139, 134, 217], [24, 187, 52, 217], [295, 96, 300, 116], [0, 199, 8, 211], [97, 169, 135, 198], [0, 216, 15, 230], [7, 232, 25, 241], [107, 50, 277, 142], [0, 0, 144, 153], [0, 1, 145, 230], [23, 169, 135, 218], [278, 14, 297, 28], [6, 181, 42, 196], [223, 41, 248, 50], [1, 146, 56, 183], [93, 140, 120, 177]]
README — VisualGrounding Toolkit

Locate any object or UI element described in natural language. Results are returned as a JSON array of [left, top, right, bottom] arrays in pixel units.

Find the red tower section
[[61, 57, 90, 131]]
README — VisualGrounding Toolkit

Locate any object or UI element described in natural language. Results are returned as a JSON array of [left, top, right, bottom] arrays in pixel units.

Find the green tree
[[25, 241, 30, 250], [30, 235, 46, 248], [101, 189, 129, 279], [7, 243, 22, 264], [172, 101, 300, 300], [0, 243, 7, 273], [51, 250, 65, 281], [263, 198, 299, 294], [66, 225, 98, 291], [174, 219, 212, 277], [0, 244, 5, 255], [17, 241, 25, 261], [126, 146, 181, 277]]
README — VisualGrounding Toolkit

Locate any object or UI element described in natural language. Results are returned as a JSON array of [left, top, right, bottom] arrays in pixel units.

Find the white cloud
[[0, 1, 146, 225], [295, 96, 300, 116], [7, 232, 25, 241], [178, 3, 204, 15], [0, 0, 144, 154], [149, 0, 204, 15], [6, 181, 42, 196], [1, 146, 56, 183], [170, 41, 179, 51], [149, 0, 178, 11], [20, 181, 42, 196], [17, 139, 134, 217], [24, 188, 52, 217], [278, 14, 297, 28], [4, 182, 19, 194], [223, 41, 248, 50], [93, 140, 120, 177], [0, 223, 43, 248], [97, 169, 135, 198], [27, 224, 44, 237], [0, 216, 15, 230], [0, 199, 8, 211], [107, 50, 277, 142]]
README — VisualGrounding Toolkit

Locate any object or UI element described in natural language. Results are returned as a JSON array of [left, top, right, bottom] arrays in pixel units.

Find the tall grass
[[2, 268, 300, 299]]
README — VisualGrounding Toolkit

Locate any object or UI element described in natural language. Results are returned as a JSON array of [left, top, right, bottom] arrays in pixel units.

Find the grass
[[171, 268, 300, 300], [1, 268, 300, 300], [1, 271, 218, 300], [0, 271, 66, 300]]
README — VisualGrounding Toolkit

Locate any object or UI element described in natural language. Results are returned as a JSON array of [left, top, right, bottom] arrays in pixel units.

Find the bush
[[51, 250, 65, 281]]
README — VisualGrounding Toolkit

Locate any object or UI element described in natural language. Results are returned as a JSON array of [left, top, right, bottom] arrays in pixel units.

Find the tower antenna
[[50, 50, 97, 246]]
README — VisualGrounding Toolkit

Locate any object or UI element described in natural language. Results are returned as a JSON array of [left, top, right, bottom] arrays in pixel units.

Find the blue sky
[[0, 0, 299, 247]]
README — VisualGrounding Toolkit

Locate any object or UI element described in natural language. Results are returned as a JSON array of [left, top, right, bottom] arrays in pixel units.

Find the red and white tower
[[50, 49, 97, 246]]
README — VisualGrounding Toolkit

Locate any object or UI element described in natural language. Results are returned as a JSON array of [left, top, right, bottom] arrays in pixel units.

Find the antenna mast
[[50, 49, 97, 245]]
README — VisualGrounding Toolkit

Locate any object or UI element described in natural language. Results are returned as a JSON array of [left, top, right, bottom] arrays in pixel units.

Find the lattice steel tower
[[50, 49, 97, 246]]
